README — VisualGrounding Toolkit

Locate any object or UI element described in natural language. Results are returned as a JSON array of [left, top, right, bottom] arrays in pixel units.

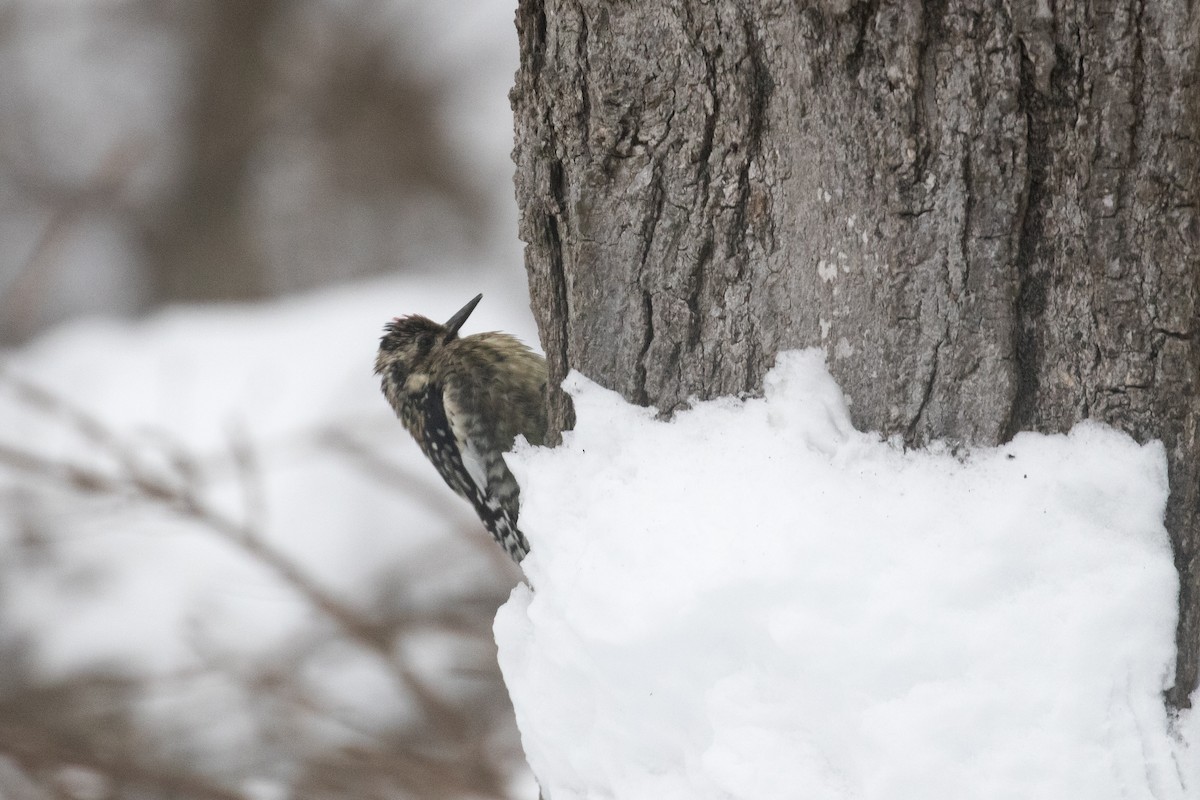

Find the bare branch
[[0, 721, 248, 800], [0, 373, 525, 798]]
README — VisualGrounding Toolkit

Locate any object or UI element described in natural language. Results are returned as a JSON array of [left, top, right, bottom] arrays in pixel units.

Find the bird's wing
[[442, 380, 530, 561], [442, 381, 501, 503], [412, 382, 475, 501]]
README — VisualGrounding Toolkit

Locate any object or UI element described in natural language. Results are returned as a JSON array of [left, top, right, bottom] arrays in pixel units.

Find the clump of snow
[[497, 349, 1195, 800]]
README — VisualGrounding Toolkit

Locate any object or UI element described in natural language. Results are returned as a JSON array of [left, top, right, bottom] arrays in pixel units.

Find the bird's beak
[[443, 293, 482, 340]]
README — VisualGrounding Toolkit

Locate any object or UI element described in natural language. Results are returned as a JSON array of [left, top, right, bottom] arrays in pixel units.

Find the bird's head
[[375, 293, 482, 389]]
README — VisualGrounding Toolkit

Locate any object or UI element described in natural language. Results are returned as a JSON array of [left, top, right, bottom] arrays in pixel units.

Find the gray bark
[[512, 1, 1200, 709]]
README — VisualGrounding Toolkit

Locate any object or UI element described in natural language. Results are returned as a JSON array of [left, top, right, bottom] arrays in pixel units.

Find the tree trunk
[[512, 1, 1200, 709]]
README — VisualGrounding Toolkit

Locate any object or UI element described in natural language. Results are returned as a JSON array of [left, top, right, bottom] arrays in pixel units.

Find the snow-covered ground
[[498, 350, 1199, 800], [5, 277, 1197, 799], [0, 271, 540, 797], [0, 0, 545, 795]]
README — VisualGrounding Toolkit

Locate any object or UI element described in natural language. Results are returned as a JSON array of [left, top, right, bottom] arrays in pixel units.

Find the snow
[[497, 349, 1197, 800], [0, 271, 537, 792], [4, 0, 1194, 792], [5, 284, 1198, 799]]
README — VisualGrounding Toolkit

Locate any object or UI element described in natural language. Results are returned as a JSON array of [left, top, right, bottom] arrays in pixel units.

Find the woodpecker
[[375, 294, 548, 563]]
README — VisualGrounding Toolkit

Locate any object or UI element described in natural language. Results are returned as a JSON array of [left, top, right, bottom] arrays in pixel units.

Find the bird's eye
[[418, 333, 435, 352]]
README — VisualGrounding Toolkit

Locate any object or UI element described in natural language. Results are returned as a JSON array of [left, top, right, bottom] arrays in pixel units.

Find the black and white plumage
[[374, 294, 548, 563]]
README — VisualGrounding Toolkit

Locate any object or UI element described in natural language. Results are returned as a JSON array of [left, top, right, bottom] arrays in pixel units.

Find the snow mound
[[496, 349, 1192, 800]]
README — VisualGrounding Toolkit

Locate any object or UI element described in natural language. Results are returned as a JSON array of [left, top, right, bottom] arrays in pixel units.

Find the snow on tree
[[511, 0, 1200, 712], [497, 352, 1192, 798]]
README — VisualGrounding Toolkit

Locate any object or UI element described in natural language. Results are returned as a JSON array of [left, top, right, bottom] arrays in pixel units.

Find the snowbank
[[497, 350, 1195, 800]]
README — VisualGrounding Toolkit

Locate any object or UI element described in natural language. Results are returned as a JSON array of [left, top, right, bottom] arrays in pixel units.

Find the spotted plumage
[[375, 294, 548, 563]]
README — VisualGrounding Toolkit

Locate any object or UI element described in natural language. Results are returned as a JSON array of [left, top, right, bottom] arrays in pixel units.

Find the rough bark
[[513, 1, 1200, 708]]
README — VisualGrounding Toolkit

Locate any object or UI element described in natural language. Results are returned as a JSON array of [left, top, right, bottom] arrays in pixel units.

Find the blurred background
[[0, 0, 539, 798], [0, 0, 527, 339]]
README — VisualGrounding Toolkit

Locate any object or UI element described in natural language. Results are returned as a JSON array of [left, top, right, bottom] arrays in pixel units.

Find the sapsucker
[[375, 294, 548, 563]]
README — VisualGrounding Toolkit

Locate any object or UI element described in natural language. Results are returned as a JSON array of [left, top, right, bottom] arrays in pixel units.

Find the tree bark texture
[[512, 1, 1200, 708]]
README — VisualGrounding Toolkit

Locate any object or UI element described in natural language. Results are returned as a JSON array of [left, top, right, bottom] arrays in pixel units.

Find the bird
[[375, 294, 548, 563]]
